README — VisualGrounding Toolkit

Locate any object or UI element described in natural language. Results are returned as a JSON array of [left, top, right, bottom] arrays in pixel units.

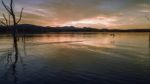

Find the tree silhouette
[[1, 0, 24, 64]]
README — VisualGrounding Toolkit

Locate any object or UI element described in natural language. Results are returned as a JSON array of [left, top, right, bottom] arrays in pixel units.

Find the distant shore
[[0, 24, 150, 34]]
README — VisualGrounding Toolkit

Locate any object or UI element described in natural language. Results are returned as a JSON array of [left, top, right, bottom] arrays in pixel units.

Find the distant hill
[[0, 24, 150, 34]]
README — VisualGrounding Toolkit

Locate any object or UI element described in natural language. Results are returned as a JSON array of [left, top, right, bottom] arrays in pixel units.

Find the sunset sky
[[1, 0, 150, 29]]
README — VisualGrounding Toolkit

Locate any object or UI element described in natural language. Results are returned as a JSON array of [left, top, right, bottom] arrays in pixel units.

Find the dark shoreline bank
[[0, 24, 150, 34]]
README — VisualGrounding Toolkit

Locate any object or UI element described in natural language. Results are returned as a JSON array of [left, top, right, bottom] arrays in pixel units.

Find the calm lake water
[[0, 32, 150, 84]]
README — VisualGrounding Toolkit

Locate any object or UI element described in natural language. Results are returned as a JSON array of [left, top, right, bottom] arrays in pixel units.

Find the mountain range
[[0, 24, 150, 34]]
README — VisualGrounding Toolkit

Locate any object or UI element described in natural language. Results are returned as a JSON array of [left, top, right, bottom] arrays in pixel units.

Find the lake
[[0, 32, 150, 84]]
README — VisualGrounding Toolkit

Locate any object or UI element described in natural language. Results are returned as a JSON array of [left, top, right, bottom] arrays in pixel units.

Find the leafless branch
[[17, 8, 24, 24], [8, 15, 10, 26], [2, 0, 12, 14], [10, 0, 14, 15], [2, 13, 8, 25], [0, 20, 7, 26]]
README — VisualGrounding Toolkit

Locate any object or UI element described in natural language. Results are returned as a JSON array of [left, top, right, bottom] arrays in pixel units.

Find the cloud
[[1, 0, 150, 29]]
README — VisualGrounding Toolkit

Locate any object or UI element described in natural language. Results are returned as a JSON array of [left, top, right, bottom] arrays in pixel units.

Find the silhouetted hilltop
[[0, 24, 101, 34], [0, 24, 150, 34]]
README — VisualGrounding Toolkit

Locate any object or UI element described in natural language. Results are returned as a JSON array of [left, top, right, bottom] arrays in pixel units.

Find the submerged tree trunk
[[12, 14, 19, 64], [12, 26, 18, 64]]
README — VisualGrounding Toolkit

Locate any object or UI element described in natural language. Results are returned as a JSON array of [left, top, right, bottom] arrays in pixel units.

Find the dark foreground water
[[0, 32, 150, 84]]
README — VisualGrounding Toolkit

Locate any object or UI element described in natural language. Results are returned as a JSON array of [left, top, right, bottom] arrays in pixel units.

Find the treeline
[[0, 24, 150, 34]]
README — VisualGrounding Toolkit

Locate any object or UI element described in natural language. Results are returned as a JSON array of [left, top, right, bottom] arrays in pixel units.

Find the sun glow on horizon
[[59, 16, 118, 28]]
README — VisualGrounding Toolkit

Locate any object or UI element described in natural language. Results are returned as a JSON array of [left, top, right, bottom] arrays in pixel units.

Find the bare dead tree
[[1, 0, 24, 64]]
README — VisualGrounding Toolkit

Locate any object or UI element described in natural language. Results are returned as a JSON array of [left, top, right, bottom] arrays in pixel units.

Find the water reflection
[[0, 35, 27, 84], [0, 46, 18, 84], [0, 33, 150, 84], [25, 33, 116, 48]]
